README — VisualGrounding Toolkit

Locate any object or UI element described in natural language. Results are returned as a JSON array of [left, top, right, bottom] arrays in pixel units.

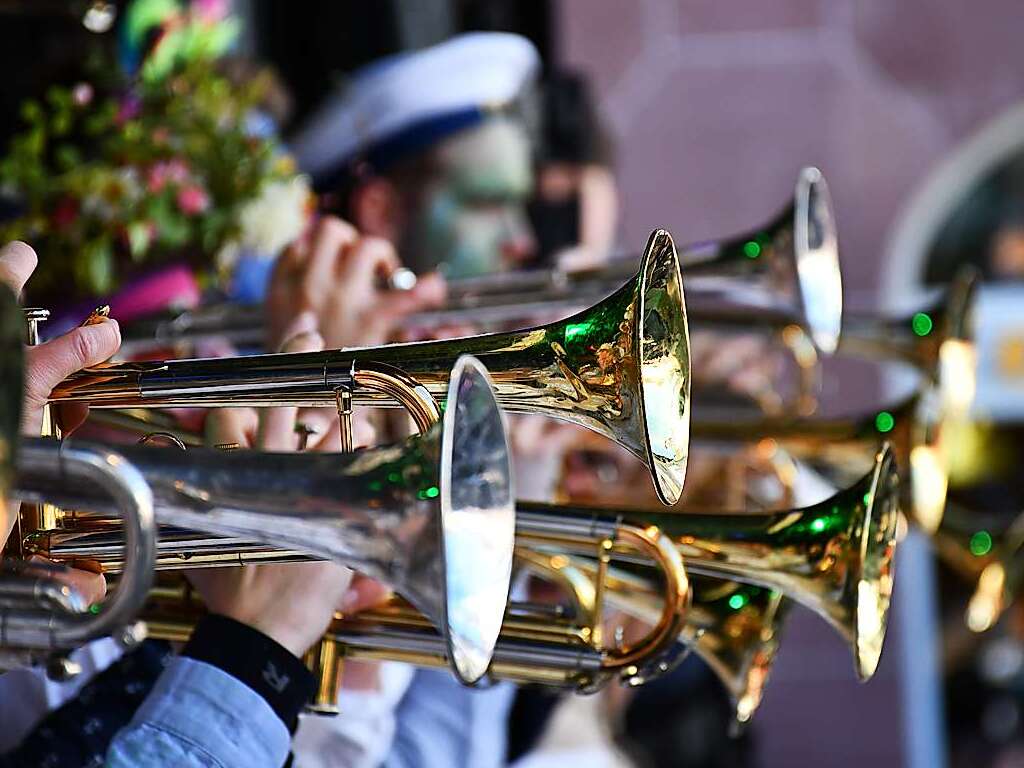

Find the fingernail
[[80, 305, 110, 327]]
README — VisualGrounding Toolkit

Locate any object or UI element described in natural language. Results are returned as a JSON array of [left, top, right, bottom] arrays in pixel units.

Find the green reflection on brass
[[911, 312, 934, 337], [564, 322, 591, 345], [970, 530, 993, 557], [742, 240, 762, 259], [728, 593, 748, 610], [875, 411, 895, 433]]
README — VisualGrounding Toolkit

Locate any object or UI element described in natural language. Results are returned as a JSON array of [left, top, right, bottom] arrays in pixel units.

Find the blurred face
[[403, 118, 535, 277]]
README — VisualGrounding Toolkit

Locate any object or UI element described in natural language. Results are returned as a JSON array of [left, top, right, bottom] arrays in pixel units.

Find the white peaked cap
[[291, 32, 541, 184]]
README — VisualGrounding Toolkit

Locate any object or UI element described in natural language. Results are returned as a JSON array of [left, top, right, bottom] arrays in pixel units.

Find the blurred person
[[290, 32, 540, 282], [529, 71, 618, 272]]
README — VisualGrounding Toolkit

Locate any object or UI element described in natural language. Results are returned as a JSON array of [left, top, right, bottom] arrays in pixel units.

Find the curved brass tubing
[[519, 444, 902, 682]]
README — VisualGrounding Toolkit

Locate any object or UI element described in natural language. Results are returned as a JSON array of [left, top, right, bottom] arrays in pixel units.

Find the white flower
[[215, 239, 241, 274], [237, 175, 311, 259]]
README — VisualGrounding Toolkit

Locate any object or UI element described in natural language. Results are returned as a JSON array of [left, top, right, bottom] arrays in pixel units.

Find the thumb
[[24, 318, 120, 406]]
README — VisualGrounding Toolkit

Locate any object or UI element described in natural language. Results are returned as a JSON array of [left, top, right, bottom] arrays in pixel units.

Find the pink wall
[[556, 2, 1024, 765]]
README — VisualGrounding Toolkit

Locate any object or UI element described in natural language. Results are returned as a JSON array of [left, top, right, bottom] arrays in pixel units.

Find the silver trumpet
[[14, 355, 517, 685]]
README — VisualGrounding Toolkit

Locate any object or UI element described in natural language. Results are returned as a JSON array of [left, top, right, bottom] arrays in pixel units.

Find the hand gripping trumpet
[[0, 286, 155, 672], [49, 228, 691, 505]]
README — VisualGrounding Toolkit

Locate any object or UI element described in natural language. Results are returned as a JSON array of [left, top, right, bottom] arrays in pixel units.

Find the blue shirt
[[106, 656, 291, 768]]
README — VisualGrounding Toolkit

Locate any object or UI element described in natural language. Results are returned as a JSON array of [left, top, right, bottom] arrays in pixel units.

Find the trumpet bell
[[686, 582, 789, 725], [643, 443, 899, 680], [794, 167, 842, 355], [685, 167, 842, 355]]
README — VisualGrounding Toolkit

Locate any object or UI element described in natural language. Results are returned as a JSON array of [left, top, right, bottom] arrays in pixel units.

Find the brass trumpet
[[676, 166, 842, 356], [50, 229, 691, 506], [128, 511, 692, 695], [838, 267, 977, 375], [14, 355, 518, 686], [520, 444, 901, 681]]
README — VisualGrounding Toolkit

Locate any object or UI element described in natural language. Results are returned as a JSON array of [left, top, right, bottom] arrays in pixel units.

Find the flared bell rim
[[851, 442, 901, 681], [634, 229, 691, 506], [794, 167, 843, 356], [438, 355, 515, 684]]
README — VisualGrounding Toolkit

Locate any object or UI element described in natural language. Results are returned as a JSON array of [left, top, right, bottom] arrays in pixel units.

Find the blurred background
[[4, 2, 1024, 767]]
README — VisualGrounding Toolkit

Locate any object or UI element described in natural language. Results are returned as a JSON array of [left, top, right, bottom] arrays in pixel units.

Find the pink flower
[[71, 83, 93, 107], [193, 0, 229, 22], [176, 185, 209, 215], [166, 159, 190, 183], [147, 163, 169, 193]]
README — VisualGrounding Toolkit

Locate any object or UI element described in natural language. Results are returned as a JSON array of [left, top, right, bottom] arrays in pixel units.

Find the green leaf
[[82, 238, 114, 294], [126, 222, 152, 258]]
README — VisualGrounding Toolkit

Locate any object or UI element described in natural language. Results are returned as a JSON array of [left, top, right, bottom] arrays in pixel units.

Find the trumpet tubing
[[521, 545, 790, 723]]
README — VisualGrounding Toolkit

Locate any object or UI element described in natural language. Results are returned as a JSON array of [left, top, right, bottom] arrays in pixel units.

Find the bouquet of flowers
[[0, 0, 310, 303]]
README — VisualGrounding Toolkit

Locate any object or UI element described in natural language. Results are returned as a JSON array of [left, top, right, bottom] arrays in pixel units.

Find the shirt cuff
[[182, 613, 317, 733], [126, 656, 292, 768]]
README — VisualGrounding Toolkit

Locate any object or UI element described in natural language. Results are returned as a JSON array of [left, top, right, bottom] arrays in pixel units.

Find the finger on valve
[[22, 313, 121, 434], [258, 313, 324, 451]]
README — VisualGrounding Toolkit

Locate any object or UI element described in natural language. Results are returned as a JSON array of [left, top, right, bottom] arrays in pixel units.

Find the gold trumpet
[[675, 166, 842, 356], [964, 510, 1024, 634], [100, 514, 692, 696], [838, 267, 977, 373], [520, 444, 901, 681], [50, 229, 691, 506]]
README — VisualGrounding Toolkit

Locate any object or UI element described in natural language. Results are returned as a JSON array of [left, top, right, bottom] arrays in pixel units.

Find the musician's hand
[[266, 216, 446, 350], [188, 320, 354, 657], [0, 242, 121, 435]]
